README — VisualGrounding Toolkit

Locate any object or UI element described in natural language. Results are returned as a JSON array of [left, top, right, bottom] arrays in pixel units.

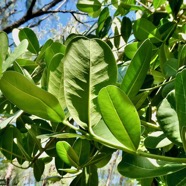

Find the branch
[[26, 0, 37, 16], [0, 1, 14, 14], [3, 0, 63, 34]]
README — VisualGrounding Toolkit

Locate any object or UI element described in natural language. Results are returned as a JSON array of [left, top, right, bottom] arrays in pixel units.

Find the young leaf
[[118, 153, 186, 179], [121, 39, 152, 98], [2, 40, 28, 73], [63, 37, 117, 129], [157, 90, 182, 145], [0, 71, 64, 122], [121, 17, 132, 43], [33, 159, 45, 182], [56, 141, 79, 168], [19, 28, 40, 54], [98, 85, 141, 152]]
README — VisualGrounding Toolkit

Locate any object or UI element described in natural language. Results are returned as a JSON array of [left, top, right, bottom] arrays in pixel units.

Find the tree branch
[[26, 0, 37, 16]]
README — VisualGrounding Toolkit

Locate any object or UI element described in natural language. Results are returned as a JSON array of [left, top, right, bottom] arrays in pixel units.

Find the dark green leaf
[[0, 71, 64, 122], [34, 159, 45, 182], [178, 44, 186, 68], [63, 37, 117, 129], [118, 153, 186, 179], [121, 39, 152, 98], [144, 131, 172, 149], [114, 26, 120, 48], [168, 0, 183, 17], [19, 28, 40, 54], [121, 17, 132, 43], [56, 141, 79, 167], [163, 58, 178, 78], [98, 85, 141, 152]]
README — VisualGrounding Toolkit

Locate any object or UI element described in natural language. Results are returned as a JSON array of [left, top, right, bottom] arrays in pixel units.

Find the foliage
[[0, 0, 186, 185]]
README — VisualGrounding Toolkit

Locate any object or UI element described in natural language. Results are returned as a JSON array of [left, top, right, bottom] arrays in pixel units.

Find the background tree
[[0, 0, 186, 185]]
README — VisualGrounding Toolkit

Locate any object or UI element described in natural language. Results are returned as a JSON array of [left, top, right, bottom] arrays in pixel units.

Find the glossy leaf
[[121, 17, 132, 43], [19, 28, 40, 54], [98, 85, 141, 152], [77, 0, 101, 17], [33, 159, 45, 182], [157, 90, 182, 145], [2, 40, 28, 73], [73, 139, 90, 165], [63, 37, 117, 129], [163, 58, 178, 78], [121, 39, 152, 98], [0, 71, 64, 122], [144, 131, 172, 149], [56, 141, 79, 167], [133, 18, 162, 43], [175, 69, 186, 149], [118, 153, 186, 179]]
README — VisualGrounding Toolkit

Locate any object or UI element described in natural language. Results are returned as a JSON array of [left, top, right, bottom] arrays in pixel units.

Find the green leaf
[[124, 41, 139, 59], [85, 165, 98, 186], [33, 159, 45, 182], [121, 17, 132, 43], [175, 69, 186, 149], [144, 131, 172, 149], [2, 40, 28, 73], [163, 58, 178, 78], [0, 31, 8, 73], [133, 18, 162, 43], [48, 53, 65, 109], [157, 90, 182, 145], [98, 85, 141, 152], [19, 28, 40, 54], [114, 26, 120, 48], [0, 71, 64, 122], [178, 44, 186, 68], [56, 141, 79, 167], [96, 7, 110, 36], [166, 168, 186, 186], [77, 0, 101, 17], [121, 39, 152, 98], [118, 153, 186, 179], [73, 139, 90, 165], [63, 37, 117, 129], [168, 0, 183, 17], [45, 42, 66, 67], [153, 0, 166, 9]]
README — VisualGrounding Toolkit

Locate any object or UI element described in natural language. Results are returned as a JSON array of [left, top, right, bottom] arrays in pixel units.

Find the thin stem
[[137, 150, 186, 163], [141, 120, 161, 130]]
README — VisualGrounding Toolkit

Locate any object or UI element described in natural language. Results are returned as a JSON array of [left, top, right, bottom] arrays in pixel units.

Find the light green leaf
[[33, 159, 45, 182], [63, 37, 117, 129], [56, 141, 79, 167], [175, 69, 186, 149], [121, 39, 152, 98], [157, 90, 182, 145], [118, 153, 186, 179], [153, 0, 166, 9], [133, 18, 162, 43], [144, 131, 172, 149], [0, 31, 8, 73], [124, 42, 140, 59], [2, 40, 28, 73], [98, 85, 141, 152], [48, 53, 65, 109], [19, 28, 40, 54], [0, 71, 64, 122], [77, 0, 101, 17]]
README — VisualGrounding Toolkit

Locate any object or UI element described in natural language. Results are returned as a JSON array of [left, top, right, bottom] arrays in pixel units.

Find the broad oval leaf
[[98, 85, 141, 152], [157, 90, 182, 145], [63, 37, 117, 129], [118, 153, 186, 179], [121, 17, 132, 43], [19, 28, 40, 54], [0, 71, 64, 122], [121, 39, 152, 98], [56, 141, 79, 167]]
